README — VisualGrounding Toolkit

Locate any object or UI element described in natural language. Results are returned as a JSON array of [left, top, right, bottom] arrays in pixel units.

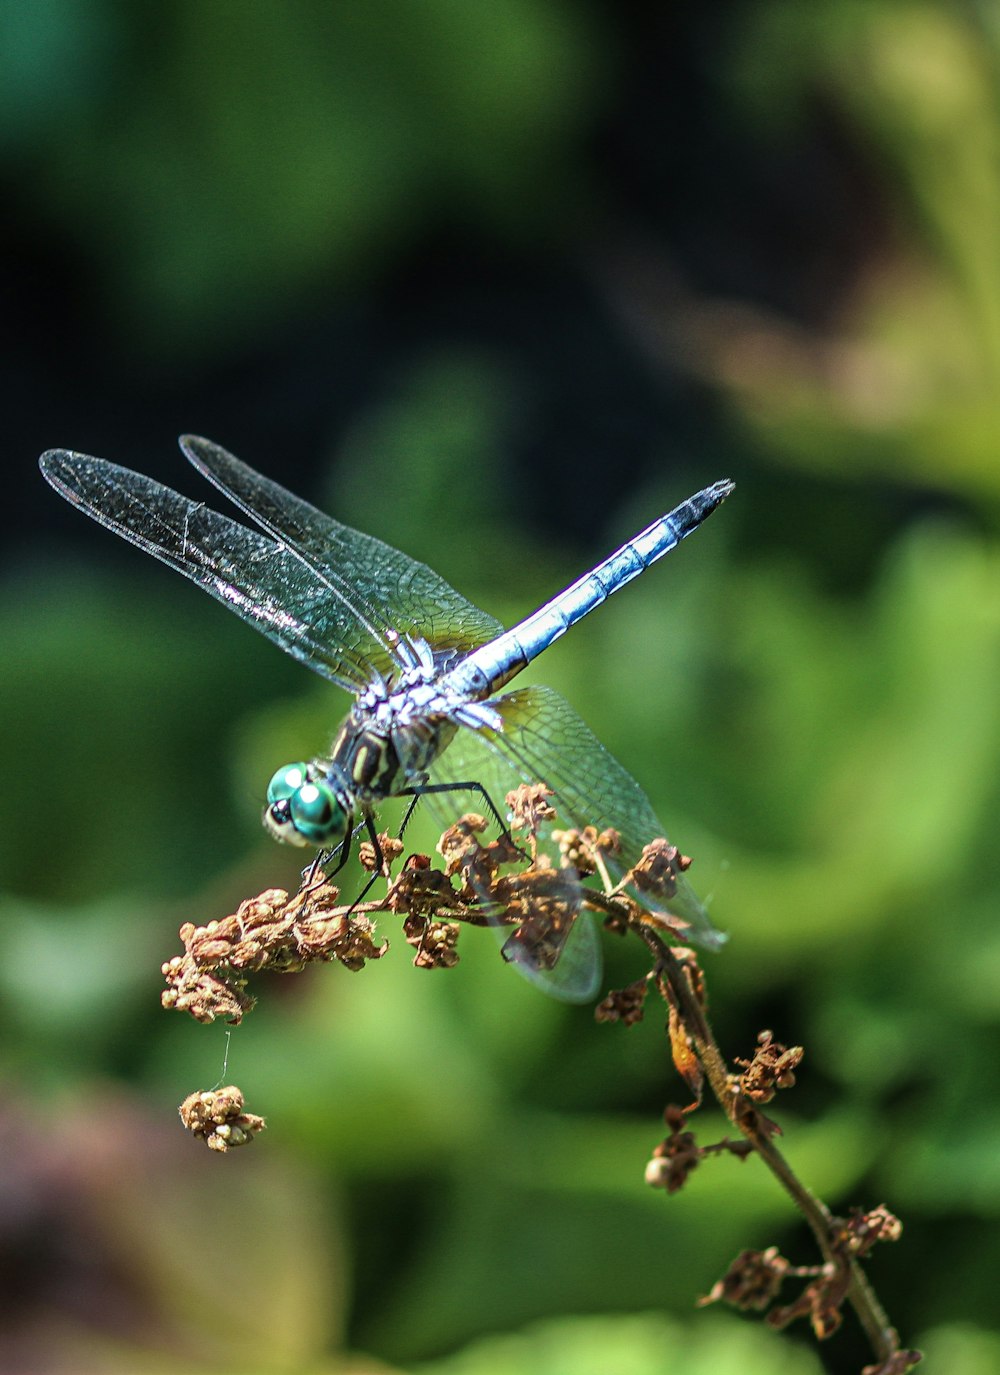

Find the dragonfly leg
[[332, 783, 524, 919], [402, 779, 508, 834], [343, 813, 386, 914], [397, 794, 421, 840], [401, 779, 528, 861], [300, 824, 355, 888]]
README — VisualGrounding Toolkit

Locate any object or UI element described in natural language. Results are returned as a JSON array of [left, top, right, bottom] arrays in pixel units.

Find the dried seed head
[[645, 1108, 702, 1193], [736, 1031, 804, 1104], [403, 915, 461, 970], [163, 882, 388, 1024], [506, 783, 556, 834], [595, 977, 649, 1026], [628, 839, 690, 899], [178, 1086, 266, 1152], [700, 1247, 790, 1312]]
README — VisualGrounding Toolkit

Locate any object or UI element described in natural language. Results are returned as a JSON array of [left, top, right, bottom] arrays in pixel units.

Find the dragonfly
[[40, 436, 733, 1001]]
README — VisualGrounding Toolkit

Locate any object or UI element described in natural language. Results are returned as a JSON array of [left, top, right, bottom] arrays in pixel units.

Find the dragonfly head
[[263, 762, 349, 848]]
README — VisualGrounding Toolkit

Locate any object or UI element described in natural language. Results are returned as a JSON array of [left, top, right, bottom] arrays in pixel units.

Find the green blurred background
[[4, 2, 1000, 1372]]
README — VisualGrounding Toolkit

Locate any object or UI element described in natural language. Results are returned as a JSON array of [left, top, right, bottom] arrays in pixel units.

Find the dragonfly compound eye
[[266, 763, 310, 805], [287, 780, 347, 845], [263, 764, 345, 847]]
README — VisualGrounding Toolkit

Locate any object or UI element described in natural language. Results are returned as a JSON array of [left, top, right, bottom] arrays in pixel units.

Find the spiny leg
[[301, 821, 357, 888], [347, 812, 388, 910], [328, 779, 524, 914], [401, 778, 529, 861], [401, 778, 509, 835]]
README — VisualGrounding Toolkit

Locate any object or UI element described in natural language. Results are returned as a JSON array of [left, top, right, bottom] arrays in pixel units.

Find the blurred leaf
[[0, 0, 114, 150], [28, 0, 605, 352], [919, 1323, 1000, 1374], [708, 3, 1000, 498], [0, 895, 159, 1071], [0, 1090, 345, 1373], [0, 567, 300, 897], [415, 1312, 823, 1375]]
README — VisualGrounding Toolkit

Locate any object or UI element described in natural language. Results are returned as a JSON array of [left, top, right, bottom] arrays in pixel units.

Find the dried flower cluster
[[158, 782, 919, 1370], [699, 1203, 913, 1372], [161, 878, 388, 1025], [161, 784, 683, 1030], [178, 1085, 266, 1152], [736, 1029, 804, 1103]]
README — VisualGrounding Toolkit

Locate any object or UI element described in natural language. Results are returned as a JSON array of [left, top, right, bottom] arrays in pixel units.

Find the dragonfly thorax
[[262, 679, 463, 849]]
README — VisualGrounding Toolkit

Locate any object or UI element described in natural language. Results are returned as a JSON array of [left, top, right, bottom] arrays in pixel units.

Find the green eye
[[289, 781, 347, 844], [266, 763, 309, 805]]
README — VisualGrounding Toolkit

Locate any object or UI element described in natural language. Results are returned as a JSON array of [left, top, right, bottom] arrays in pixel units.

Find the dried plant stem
[[640, 928, 901, 1367]]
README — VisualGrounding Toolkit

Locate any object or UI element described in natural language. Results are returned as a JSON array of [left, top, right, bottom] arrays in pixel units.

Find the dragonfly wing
[[486, 685, 726, 949], [423, 725, 603, 1003], [40, 449, 380, 692], [181, 437, 503, 673]]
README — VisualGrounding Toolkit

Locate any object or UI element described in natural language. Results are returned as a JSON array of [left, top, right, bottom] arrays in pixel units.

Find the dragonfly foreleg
[[300, 821, 357, 887]]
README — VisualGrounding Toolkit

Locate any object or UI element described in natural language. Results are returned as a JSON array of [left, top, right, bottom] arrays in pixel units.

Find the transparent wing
[[40, 440, 506, 691], [481, 684, 725, 948], [40, 449, 381, 692], [181, 436, 503, 675], [423, 725, 603, 1003]]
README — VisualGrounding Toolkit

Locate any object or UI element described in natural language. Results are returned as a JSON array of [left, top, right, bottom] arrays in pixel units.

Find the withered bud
[[403, 914, 461, 970], [645, 1104, 702, 1193], [178, 1085, 266, 1152], [358, 833, 405, 874], [595, 977, 649, 1026], [506, 783, 556, 834], [553, 823, 621, 873], [736, 1030, 803, 1103], [437, 815, 493, 882], [700, 1246, 790, 1311], [768, 1268, 848, 1341], [628, 839, 690, 899], [839, 1205, 903, 1257]]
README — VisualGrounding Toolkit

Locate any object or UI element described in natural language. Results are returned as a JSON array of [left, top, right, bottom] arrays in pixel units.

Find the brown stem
[[637, 927, 900, 1366]]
